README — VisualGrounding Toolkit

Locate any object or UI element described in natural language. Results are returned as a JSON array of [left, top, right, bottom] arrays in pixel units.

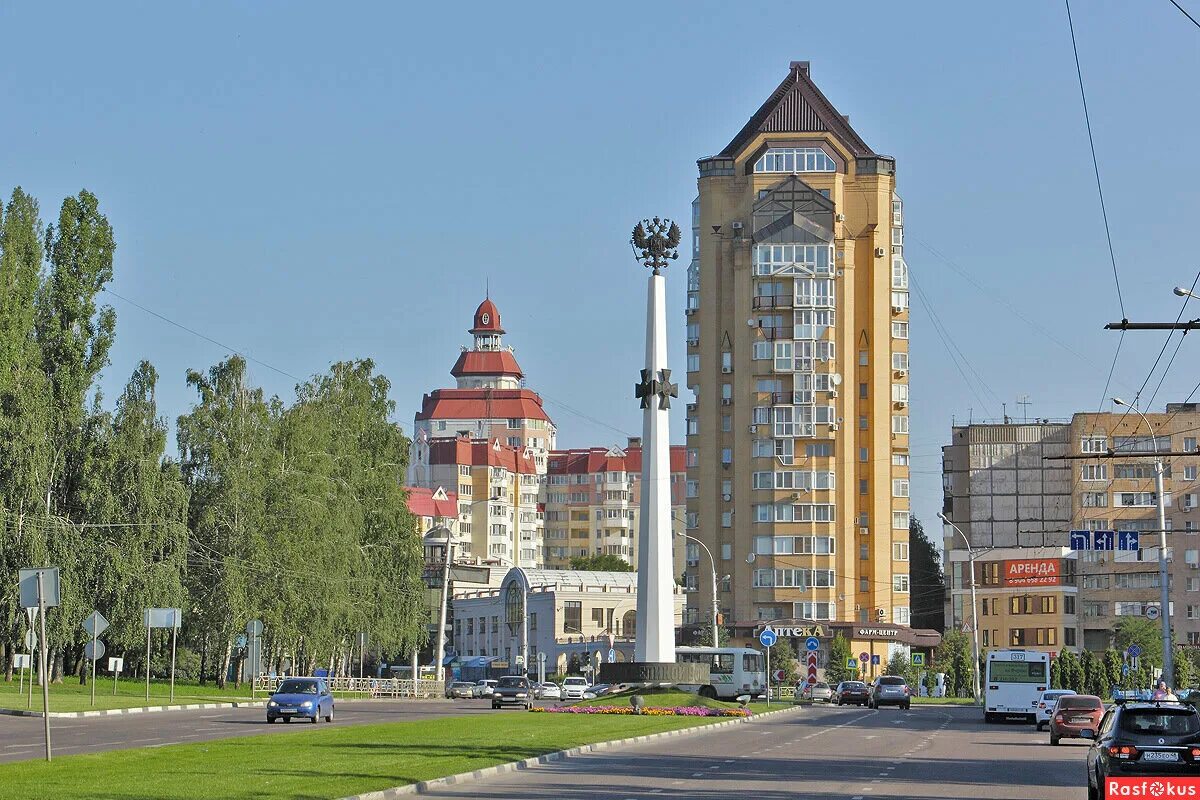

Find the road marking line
[[724, 759, 735, 763], [691, 772, 704, 777]]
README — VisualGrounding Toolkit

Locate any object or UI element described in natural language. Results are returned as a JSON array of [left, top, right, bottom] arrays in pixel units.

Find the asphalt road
[[0, 698, 496, 763], [421, 703, 1089, 800]]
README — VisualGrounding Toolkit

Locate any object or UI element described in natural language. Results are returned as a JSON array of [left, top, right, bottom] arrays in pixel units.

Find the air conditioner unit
[[721, 398, 732, 406], [896, 401, 908, 408], [859, 527, 869, 536], [854, 603, 861, 612], [722, 493, 732, 502], [721, 366, 732, 374], [895, 369, 908, 378], [875, 247, 886, 258], [876, 608, 886, 619], [836, 213, 846, 223], [829, 423, 839, 432], [829, 389, 838, 398], [748, 425, 759, 434], [685, 308, 697, 316], [687, 338, 699, 346], [732, 221, 744, 232], [892, 305, 904, 314]]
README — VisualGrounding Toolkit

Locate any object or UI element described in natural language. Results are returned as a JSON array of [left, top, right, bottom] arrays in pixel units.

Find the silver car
[[801, 682, 833, 703], [533, 682, 562, 700], [475, 679, 498, 698], [869, 675, 911, 710]]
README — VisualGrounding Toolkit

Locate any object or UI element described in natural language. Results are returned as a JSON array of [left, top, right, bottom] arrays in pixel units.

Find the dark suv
[[491, 676, 533, 710], [869, 676, 912, 710], [1085, 702, 1200, 799]]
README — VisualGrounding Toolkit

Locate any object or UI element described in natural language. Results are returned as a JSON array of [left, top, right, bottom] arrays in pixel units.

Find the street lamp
[[1173, 287, 1199, 301], [1112, 396, 1173, 687], [938, 512, 982, 704], [562, 624, 592, 677], [678, 531, 720, 647], [423, 526, 456, 685]]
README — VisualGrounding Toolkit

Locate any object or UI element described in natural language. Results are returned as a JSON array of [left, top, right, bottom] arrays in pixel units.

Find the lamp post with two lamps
[[677, 531, 727, 647]]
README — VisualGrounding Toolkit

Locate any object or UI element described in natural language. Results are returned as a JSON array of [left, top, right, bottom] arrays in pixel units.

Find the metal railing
[[254, 674, 444, 698]]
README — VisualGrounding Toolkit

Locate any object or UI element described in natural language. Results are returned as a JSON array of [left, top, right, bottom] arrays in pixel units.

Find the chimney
[[627, 436, 642, 449], [790, 61, 810, 76]]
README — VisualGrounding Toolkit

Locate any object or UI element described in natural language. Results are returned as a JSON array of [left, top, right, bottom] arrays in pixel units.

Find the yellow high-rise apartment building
[[687, 62, 911, 632]]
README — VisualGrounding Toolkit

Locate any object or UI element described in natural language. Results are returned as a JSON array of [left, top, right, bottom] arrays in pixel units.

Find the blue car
[[266, 677, 334, 724]]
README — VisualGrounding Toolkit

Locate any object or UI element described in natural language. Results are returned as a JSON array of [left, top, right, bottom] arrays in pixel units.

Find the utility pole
[[939, 513, 982, 705]]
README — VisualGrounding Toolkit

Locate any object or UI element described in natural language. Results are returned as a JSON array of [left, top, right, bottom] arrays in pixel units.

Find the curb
[[0, 700, 266, 718], [339, 705, 801, 799]]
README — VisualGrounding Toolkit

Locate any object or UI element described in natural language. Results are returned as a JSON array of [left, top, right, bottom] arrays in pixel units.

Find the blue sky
[[1, 1, 1198, 536]]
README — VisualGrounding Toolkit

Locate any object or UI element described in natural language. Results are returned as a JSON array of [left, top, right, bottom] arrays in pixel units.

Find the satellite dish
[[745, 552, 756, 564], [831, 373, 843, 386]]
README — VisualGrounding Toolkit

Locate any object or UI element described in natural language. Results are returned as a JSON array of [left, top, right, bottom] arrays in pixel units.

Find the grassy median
[[0, 676, 254, 712], [0, 712, 726, 800]]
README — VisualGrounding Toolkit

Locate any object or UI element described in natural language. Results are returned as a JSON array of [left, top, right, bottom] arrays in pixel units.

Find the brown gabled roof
[[717, 61, 874, 160]]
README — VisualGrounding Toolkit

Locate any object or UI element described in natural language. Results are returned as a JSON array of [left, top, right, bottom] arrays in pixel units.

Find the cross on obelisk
[[630, 217, 681, 663]]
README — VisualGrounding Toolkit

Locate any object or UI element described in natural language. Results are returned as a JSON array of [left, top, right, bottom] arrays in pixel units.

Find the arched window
[[754, 147, 837, 173], [622, 610, 637, 638]]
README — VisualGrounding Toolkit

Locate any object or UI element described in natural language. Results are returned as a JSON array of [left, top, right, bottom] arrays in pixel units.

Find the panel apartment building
[[942, 405, 1200, 654], [686, 62, 912, 631]]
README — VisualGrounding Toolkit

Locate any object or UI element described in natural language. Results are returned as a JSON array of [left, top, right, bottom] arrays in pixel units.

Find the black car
[[833, 680, 870, 706], [491, 676, 533, 710], [1084, 701, 1200, 799]]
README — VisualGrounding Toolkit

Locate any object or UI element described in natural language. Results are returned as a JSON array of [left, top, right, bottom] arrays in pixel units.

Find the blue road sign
[[1128, 644, 1143, 658], [847, 657, 858, 669], [1069, 530, 1091, 551], [871, 654, 881, 666], [1118, 530, 1141, 552], [1093, 530, 1115, 551], [805, 636, 820, 652], [759, 628, 777, 648]]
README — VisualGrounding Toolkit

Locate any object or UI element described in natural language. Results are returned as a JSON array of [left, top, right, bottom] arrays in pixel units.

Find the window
[[892, 384, 909, 403], [858, 350, 868, 366], [721, 383, 732, 400], [859, 416, 869, 430], [892, 322, 908, 339], [892, 197, 903, 226], [893, 574, 910, 593], [721, 414, 731, 432], [892, 415, 909, 434], [687, 449, 698, 467], [893, 511, 910, 529], [893, 606, 911, 625], [753, 243, 835, 277], [893, 542, 910, 561], [1187, 437, 1198, 453], [892, 453, 910, 466], [793, 602, 835, 620], [859, 447, 869, 463], [891, 257, 908, 289], [563, 601, 582, 634], [1081, 464, 1108, 481], [1116, 492, 1156, 507], [685, 480, 698, 498], [721, 511, 732, 528], [890, 291, 909, 310], [721, 447, 732, 465], [1082, 492, 1107, 508], [893, 479, 910, 498], [754, 147, 837, 173], [859, 479, 869, 495], [806, 443, 832, 458], [1081, 436, 1108, 453], [721, 543, 732, 560], [1187, 466, 1198, 481], [892, 352, 909, 371], [687, 353, 699, 372]]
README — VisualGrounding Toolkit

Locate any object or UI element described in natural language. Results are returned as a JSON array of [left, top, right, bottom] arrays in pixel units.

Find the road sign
[[773, 669, 786, 682], [1118, 530, 1141, 552], [871, 654, 881, 666], [13, 654, 30, 669], [18, 567, 61, 608], [108, 657, 123, 673], [859, 652, 870, 663], [1069, 530, 1091, 551], [25, 607, 38, 627], [1146, 605, 1162, 621], [235, 634, 248, 648], [82, 610, 109, 638], [515, 654, 525, 666], [449, 564, 493, 584], [912, 652, 926, 667], [537, 651, 546, 664], [805, 636, 820, 652], [608, 648, 616, 663], [24, 630, 36, 650], [1092, 530, 1115, 551], [806, 652, 818, 685], [246, 619, 264, 637], [1127, 644, 1143, 658], [759, 628, 778, 648], [846, 657, 858, 669], [144, 608, 181, 628], [84, 640, 105, 661]]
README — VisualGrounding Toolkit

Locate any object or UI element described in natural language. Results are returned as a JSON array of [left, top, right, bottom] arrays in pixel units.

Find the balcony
[[753, 295, 793, 310], [758, 326, 790, 341]]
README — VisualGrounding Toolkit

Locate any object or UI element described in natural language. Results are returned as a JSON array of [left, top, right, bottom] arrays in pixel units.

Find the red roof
[[470, 298, 504, 334], [449, 350, 524, 380], [547, 445, 685, 475], [416, 388, 550, 423], [405, 486, 458, 518], [427, 436, 540, 474]]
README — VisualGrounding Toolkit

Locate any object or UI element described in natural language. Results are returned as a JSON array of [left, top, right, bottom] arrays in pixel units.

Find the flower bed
[[529, 705, 750, 717]]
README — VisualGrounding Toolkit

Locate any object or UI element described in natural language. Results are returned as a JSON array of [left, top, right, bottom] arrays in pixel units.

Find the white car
[[475, 679, 498, 698], [534, 682, 561, 700], [1035, 689, 1075, 730], [561, 676, 589, 700]]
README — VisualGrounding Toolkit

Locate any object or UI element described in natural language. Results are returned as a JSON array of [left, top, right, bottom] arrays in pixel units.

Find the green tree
[[935, 630, 973, 697], [569, 554, 634, 572], [825, 633, 852, 685], [1103, 648, 1125, 693], [908, 517, 944, 631], [1113, 616, 1163, 669], [1175, 647, 1197, 690], [886, 650, 917, 686], [1058, 650, 1083, 692], [1081, 649, 1105, 698]]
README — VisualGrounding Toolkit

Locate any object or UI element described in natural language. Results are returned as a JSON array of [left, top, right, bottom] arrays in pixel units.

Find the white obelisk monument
[[631, 218, 681, 664]]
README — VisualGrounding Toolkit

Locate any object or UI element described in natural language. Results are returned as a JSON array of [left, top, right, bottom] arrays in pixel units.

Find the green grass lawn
[[0, 712, 725, 800], [0, 676, 255, 712]]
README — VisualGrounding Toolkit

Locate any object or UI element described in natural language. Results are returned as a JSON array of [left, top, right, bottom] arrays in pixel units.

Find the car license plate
[[282, 707, 296, 712], [1071, 716, 1091, 724], [1143, 751, 1180, 762]]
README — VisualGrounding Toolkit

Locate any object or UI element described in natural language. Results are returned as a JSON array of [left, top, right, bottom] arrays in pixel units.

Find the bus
[[675, 646, 766, 699], [984, 649, 1050, 724]]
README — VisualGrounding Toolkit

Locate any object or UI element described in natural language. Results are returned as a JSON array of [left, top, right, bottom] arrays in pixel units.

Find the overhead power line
[[1169, 0, 1200, 30]]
